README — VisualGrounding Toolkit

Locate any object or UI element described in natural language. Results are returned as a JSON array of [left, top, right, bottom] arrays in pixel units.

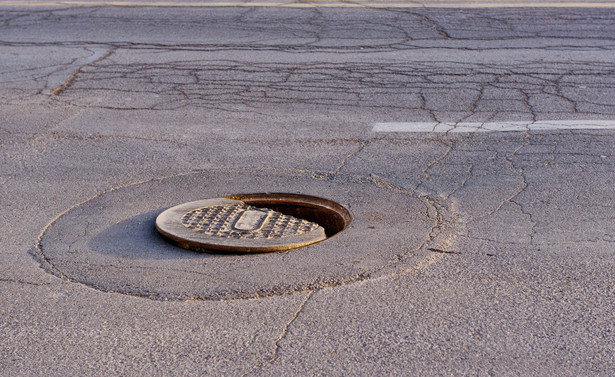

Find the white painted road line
[[372, 120, 615, 133], [3, 1, 615, 7]]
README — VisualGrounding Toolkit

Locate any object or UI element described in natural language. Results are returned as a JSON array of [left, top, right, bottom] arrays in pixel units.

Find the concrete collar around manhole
[[155, 193, 351, 253]]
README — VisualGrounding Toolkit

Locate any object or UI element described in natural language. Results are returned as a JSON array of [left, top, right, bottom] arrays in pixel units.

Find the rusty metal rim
[[226, 192, 352, 237]]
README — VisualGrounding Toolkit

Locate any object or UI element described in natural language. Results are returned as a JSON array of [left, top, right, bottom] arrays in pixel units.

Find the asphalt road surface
[[1, 1, 614, 375]]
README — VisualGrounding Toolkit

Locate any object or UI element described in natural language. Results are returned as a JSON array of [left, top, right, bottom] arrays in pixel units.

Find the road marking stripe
[[3, 1, 615, 7], [372, 120, 615, 133]]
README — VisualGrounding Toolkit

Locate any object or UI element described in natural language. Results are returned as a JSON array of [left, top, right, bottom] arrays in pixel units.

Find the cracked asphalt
[[1, 2, 614, 376]]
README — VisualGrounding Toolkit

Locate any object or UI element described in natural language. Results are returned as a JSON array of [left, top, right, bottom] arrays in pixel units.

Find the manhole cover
[[156, 194, 350, 252]]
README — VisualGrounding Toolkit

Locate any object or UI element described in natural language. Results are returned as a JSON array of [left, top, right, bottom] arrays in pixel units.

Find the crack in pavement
[[24, 58, 612, 118], [50, 46, 117, 96], [239, 291, 313, 375], [271, 291, 312, 363], [335, 140, 368, 172], [0, 278, 54, 286]]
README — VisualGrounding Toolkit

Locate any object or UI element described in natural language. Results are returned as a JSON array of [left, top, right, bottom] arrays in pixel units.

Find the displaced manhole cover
[[35, 169, 443, 301], [156, 194, 350, 252]]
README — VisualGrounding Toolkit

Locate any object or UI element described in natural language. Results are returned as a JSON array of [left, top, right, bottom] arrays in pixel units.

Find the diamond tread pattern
[[180, 204, 319, 239]]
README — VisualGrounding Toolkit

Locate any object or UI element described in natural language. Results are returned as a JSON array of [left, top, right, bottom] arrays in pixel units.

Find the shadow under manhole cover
[[35, 169, 440, 300]]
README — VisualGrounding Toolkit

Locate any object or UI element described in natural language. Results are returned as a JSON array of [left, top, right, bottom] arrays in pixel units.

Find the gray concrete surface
[[1, 2, 614, 376]]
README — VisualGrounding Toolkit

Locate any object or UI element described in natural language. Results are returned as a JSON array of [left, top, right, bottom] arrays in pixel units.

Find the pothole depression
[[36, 169, 440, 300]]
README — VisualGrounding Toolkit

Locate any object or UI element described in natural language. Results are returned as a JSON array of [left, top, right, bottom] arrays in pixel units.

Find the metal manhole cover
[[156, 198, 326, 252]]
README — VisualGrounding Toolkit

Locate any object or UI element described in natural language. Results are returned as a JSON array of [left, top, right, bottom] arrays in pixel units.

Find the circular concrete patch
[[36, 169, 437, 300]]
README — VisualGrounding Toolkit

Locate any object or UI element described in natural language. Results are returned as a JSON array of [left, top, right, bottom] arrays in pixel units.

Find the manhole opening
[[225, 193, 351, 238]]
